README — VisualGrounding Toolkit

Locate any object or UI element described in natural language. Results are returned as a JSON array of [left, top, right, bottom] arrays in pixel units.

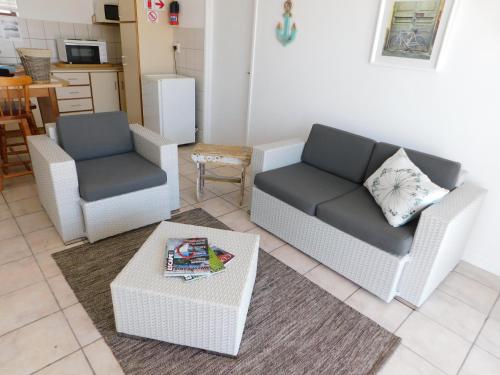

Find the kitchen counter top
[[51, 64, 123, 73]]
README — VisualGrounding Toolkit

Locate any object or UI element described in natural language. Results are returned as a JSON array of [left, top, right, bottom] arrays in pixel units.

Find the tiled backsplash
[[0, 18, 122, 65], [173, 27, 205, 141]]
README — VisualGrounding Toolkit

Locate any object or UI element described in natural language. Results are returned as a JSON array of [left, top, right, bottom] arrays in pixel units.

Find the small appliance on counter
[[56, 39, 108, 64], [142, 74, 196, 145]]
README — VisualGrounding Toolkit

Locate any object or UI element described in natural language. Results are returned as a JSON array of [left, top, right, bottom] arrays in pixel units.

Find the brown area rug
[[53, 208, 399, 375]]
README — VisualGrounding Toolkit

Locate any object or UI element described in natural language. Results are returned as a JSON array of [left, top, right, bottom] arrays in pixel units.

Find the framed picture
[[370, 0, 459, 70]]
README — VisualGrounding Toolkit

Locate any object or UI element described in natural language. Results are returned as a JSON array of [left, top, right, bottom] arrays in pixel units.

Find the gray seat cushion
[[76, 152, 167, 202], [301, 124, 376, 183], [254, 163, 360, 215], [57, 111, 134, 161], [317, 187, 417, 257], [365, 142, 461, 190]]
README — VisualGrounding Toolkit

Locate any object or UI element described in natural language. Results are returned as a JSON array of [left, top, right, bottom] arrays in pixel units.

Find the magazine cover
[[184, 245, 235, 282], [164, 238, 211, 277]]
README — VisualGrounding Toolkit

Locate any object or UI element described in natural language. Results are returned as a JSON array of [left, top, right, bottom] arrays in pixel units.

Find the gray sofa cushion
[[301, 124, 376, 183], [76, 152, 167, 202], [365, 142, 461, 190], [254, 162, 359, 216], [317, 187, 417, 257], [57, 111, 134, 161]]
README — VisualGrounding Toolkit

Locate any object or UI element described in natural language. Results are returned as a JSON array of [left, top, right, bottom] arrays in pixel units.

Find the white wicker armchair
[[251, 139, 486, 307], [28, 123, 180, 244]]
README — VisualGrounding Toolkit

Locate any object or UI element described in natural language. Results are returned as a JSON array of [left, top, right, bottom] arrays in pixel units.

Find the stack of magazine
[[164, 237, 235, 281]]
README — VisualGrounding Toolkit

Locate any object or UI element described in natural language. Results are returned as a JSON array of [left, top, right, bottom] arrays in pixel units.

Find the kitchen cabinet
[[120, 22, 142, 123], [91, 72, 120, 113], [119, 0, 136, 22]]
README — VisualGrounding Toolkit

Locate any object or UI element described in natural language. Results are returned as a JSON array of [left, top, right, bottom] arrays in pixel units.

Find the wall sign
[[144, 0, 166, 12], [147, 10, 159, 23], [276, 0, 297, 47]]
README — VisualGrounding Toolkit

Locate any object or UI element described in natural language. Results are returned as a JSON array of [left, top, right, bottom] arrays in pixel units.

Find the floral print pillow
[[364, 148, 449, 227]]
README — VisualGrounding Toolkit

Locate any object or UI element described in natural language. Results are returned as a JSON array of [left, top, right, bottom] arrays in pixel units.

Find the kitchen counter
[[51, 64, 123, 73]]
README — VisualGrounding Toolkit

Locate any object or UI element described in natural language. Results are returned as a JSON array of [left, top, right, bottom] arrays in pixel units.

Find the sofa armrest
[[27, 135, 85, 243], [398, 182, 487, 306], [130, 124, 180, 211], [45, 123, 58, 143], [252, 139, 305, 177]]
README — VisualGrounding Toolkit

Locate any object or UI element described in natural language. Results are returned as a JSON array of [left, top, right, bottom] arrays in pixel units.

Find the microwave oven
[[57, 39, 108, 64], [94, 0, 119, 24]]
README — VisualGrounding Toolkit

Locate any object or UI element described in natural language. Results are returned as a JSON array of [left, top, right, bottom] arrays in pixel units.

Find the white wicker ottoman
[[110, 221, 260, 356]]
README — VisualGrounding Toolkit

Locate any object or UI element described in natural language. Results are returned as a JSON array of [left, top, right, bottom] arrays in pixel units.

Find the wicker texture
[[17, 48, 51, 83], [111, 222, 260, 356], [28, 125, 180, 243], [250, 138, 486, 306]]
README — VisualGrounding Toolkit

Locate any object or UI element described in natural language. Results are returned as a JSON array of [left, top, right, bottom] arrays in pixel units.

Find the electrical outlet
[[173, 43, 181, 53]]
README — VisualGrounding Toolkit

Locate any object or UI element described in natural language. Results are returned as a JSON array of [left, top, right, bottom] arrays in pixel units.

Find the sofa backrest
[[365, 142, 462, 190], [301, 124, 376, 183], [56, 111, 134, 161]]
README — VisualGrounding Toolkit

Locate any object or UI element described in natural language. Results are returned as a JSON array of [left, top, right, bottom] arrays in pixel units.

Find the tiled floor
[[1, 144, 499, 374]]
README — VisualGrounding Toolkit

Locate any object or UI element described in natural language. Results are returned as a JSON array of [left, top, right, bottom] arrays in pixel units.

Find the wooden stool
[[191, 144, 253, 206], [0, 76, 35, 191]]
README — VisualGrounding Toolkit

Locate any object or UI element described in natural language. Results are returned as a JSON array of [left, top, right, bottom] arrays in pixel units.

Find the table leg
[[240, 167, 246, 207], [38, 88, 60, 127]]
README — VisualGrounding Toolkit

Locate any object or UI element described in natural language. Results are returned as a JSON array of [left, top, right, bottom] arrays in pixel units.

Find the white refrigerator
[[142, 74, 196, 145]]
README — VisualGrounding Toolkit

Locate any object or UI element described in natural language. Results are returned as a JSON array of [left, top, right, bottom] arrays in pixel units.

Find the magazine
[[184, 245, 235, 282], [164, 238, 211, 277]]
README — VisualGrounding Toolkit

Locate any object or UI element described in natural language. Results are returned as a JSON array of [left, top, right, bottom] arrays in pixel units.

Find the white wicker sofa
[[251, 124, 486, 307], [28, 112, 180, 244]]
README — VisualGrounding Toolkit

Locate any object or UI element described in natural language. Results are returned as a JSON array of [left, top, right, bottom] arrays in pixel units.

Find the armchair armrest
[[129, 124, 180, 211], [252, 138, 305, 177], [398, 182, 487, 306], [27, 135, 85, 243]]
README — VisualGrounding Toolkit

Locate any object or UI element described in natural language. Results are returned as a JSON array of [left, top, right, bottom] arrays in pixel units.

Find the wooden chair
[[0, 76, 37, 191]]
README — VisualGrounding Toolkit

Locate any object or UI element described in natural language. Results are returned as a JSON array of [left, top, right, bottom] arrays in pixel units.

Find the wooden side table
[[191, 144, 253, 206]]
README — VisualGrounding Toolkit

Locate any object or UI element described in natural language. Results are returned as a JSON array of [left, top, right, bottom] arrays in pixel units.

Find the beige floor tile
[[220, 188, 251, 208], [379, 345, 445, 375], [396, 311, 471, 374], [173, 205, 195, 216], [8, 197, 43, 217], [25, 227, 65, 254], [0, 256, 44, 296], [0, 193, 5, 204], [305, 264, 359, 301], [2, 183, 38, 203], [217, 209, 256, 232], [419, 290, 487, 342], [346, 289, 412, 332], [0, 218, 21, 241], [204, 181, 239, 195], [179, 175, 195, 190], [0, 282, 59, 336], [477, 318, 500, 358], [84, 338, 124, 375], [181, 186, 216, 205], [491, 299, 500, 321], [210, 165, 241, 177], [0, 236, 31, 265], [270, 245, 319, 275], [179, 162, 198, 178], [439, 271, 498, 314], [16, 212, 53, 234], [35, 250, 62, 278], [64, 303, 101, 346], [246, 226, 285, 252], [0, 312, 80, 375], [459, 346, 500, 375], [47, 275, 78, 308], [194, 197, 238, 217], [456, 261, 500, 291], [0, 203, 13, 221], [35, 350, 93, 375]]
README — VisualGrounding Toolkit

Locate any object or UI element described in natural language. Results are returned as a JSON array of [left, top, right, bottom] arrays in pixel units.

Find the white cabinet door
[[90, 72, 120, 113]]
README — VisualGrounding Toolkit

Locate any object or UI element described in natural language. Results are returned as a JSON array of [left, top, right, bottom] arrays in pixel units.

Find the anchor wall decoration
[[276, 0, 297, 46]]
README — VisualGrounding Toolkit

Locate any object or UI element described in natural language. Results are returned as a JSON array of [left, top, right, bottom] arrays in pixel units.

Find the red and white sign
[[147, 10, 159, 23], [144, 0, 166, 11]]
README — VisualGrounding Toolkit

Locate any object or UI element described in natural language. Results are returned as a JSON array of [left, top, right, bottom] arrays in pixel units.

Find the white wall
[[248, 0, 500, 275], [17, 0, 94, 24], [178, 0, 205, 28]]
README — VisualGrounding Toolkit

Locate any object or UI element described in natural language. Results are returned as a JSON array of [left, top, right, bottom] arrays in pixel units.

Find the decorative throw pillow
[[364, 148, 449, 227]]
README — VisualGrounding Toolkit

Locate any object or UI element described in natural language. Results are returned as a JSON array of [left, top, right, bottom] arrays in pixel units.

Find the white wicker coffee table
[[110, 221, 260, 356]]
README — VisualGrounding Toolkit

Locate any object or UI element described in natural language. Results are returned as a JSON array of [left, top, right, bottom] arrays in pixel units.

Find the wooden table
[[191, 144, 253, 206]]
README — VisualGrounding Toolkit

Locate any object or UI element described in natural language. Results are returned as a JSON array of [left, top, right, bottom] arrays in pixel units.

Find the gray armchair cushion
[[76, 152, 167, 202], [254, 163, 359, 216], [317, 187, 417, 257], [301, 124, 376, 183], [57, 111, 134, 161], [365, 142, 461, 190]]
